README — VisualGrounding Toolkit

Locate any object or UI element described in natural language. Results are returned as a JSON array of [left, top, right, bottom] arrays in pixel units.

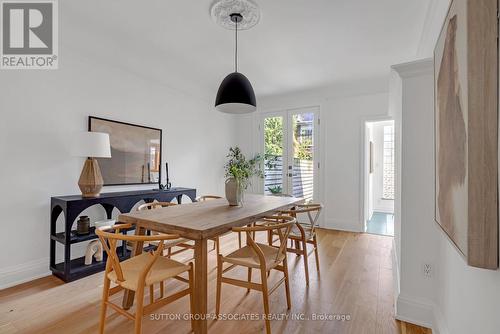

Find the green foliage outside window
[[264, 117, 283, 157]]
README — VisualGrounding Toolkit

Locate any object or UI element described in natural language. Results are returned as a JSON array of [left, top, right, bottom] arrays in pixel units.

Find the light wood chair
[[137, 202, 194, 258], [272, 203, 323, 285], [196, 195, 243, 253], [196, 195, 222, 201], [96, 224, 194, 334], [215, 215, 295, 334]]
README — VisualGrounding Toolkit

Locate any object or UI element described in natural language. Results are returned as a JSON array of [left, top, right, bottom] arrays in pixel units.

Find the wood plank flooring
[[0, 229, 431, 334]]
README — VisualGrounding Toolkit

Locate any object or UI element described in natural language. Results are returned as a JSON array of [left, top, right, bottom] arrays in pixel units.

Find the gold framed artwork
[[434, 0, 498, 269]]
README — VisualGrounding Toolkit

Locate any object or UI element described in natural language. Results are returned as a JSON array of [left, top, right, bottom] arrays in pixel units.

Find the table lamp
[[73, 132, 111, 197]]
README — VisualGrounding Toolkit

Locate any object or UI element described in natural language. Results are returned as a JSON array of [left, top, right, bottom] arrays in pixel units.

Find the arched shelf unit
[[50, 188, 196, 282]]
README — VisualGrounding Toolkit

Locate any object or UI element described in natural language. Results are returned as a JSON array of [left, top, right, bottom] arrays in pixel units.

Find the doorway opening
[[363, 119, 395, 236]]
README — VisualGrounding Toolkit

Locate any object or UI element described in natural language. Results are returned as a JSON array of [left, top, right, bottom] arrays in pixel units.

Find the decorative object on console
[[212, 0, 259, 114], [72, 132, 111, 198], [159, 163, 172, 190], [224, 146, 263, 206], [89, 116, 162, 186], [76, 216, 90, 235], [84, 240, 103, 265], [434, 0, 498, 269], [165, 162, 171, 189], [93, 219, 115, 229]]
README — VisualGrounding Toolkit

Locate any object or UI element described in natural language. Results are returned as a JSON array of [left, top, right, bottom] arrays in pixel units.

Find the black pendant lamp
[[215, 13, 256, 114]]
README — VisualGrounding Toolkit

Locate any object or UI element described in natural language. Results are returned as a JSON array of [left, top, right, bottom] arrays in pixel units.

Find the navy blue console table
[[50, 187, 196, 282]]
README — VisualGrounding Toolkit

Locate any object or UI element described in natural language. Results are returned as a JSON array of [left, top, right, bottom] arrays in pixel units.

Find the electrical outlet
[[423, 263, 432, 278]]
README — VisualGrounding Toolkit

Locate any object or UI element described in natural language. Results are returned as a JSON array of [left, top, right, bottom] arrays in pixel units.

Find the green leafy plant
[[268, 185, 282, 194], [224, 147, 263, 190]]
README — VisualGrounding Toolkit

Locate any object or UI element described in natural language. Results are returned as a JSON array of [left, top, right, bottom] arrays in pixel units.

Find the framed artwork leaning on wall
[[434, 0, 498, 269]]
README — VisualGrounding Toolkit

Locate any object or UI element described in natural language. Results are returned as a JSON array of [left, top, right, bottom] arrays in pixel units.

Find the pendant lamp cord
[[235, 17, 238, 72]]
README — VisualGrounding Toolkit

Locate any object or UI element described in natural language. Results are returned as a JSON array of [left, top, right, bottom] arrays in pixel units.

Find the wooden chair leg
[[313, 235, 320, 273], [238, 232, 242, 248], [247, 268, 252, 294], [134, 286, 145, 334], [260, 268, 272, 334], [302, 239, 310, 285], [282, 257, 291, 310], [215, 254, 223, 317], [267, 230, 272, 245], [215, 236, 220, 255], [160, 281, 164, 298], [188, 263, 195, 331], [167, 247, 172, 258], [98, 276, 110, 334]]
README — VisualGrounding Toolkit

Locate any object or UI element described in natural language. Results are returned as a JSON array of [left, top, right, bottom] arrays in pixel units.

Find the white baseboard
[[323, 218, 363, 232], [395, 294, 450, 334], [395, 294, 434, 330], [0, 257, 51, 290], [372, 207, 394, 214], [432, 304, 450, 334]]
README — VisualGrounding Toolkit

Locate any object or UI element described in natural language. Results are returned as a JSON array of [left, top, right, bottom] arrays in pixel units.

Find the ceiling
[[62, 0, 432, 101]]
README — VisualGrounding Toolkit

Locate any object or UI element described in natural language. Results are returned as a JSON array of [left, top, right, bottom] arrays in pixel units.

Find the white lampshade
[[72, 132, 111, 158]]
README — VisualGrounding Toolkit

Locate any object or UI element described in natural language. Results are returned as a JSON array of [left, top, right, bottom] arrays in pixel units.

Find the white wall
[[0, 46, 235, 289], [393, 59, 500, 334], [234, 78, 390, 232], [389, 68, 403, 282], [393, 60, 440, 330]]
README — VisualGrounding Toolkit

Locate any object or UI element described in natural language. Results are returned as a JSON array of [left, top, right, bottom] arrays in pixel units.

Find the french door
[[260, 107, 320, 201]]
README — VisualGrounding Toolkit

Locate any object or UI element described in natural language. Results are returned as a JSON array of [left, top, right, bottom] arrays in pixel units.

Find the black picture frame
[[88, 116, 162, 187]]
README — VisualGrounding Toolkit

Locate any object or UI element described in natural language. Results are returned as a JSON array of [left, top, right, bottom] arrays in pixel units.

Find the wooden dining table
[[117, 193, 303, 334]]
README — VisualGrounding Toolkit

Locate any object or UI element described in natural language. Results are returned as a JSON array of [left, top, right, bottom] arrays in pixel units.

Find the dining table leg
[[122, 225, 146, 309], [193, 238, 208, 334]]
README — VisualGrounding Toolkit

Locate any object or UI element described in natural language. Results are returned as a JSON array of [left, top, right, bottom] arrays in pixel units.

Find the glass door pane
[[263, 116, 286, 195], [289, 111, 316, 201]]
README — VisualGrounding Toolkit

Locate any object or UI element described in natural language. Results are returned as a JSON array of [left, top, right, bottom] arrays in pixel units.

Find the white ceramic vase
[[225, 178, 243, 206]]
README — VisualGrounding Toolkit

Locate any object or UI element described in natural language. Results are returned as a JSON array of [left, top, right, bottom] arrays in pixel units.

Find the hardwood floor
[[0, 229, 431, 334]]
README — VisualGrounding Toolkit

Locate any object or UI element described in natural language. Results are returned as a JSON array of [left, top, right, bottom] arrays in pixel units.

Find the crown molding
[[416, 0, 451, 58], [392, 58, 433, 79]]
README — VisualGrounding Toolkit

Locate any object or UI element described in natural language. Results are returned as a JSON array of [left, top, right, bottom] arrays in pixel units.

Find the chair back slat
[[234, 215, 294, 266], [307, 207, 322, 237], [274, 218, 292, 262], [281, 204, 322, 239], [98, 233, 125, 282]]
